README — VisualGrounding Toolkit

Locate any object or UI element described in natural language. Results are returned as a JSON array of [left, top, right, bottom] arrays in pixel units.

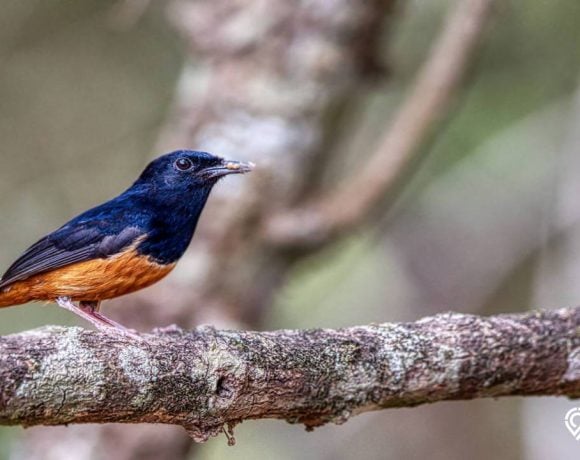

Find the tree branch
[[1, 307, 578, 444], [264, 0, 496, 249]]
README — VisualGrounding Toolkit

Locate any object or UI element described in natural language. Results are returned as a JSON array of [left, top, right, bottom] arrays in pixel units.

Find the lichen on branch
[[1, 307, 579, 443]]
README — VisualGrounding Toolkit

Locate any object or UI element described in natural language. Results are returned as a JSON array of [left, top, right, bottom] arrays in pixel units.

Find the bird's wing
[[0, 223, 145, 289]]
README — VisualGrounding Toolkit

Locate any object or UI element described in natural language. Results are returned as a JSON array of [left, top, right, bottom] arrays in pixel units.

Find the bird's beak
[[201, 159, 255, 179]]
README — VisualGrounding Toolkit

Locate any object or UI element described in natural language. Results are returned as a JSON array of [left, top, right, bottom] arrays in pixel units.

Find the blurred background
[[1, 0, 580, 459]]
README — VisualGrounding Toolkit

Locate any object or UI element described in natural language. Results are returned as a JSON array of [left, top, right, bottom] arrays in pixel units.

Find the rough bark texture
[[1, 307, 579, 444]]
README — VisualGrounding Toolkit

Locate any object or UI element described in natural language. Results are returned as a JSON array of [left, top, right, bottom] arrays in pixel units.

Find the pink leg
[[78, 301, 129, 329], [56, 297, 141, 339]]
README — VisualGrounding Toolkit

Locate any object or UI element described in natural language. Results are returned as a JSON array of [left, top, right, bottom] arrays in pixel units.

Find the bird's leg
[[56, 297, 113, 331], [56, 297, 141, 339], [82, 300, 101, 312], [78, 301, 134, 331]]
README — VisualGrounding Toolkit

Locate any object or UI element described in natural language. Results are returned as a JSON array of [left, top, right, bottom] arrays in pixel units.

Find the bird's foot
[[56, 297, 142, 340]]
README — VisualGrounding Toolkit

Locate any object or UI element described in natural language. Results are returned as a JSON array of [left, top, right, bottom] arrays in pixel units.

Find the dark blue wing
[[0, 199, 148, 289]]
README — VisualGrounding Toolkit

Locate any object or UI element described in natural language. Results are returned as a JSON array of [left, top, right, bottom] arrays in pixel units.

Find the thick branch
[[264, 0, 496, 249], [1, 307, 579, 443]]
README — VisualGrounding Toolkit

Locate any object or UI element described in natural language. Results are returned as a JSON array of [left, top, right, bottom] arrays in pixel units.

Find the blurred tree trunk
[[111, 0, 398, 331], [16, 1, 397, 459]]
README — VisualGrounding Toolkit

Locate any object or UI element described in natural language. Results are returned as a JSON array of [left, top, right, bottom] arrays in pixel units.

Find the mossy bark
[[1, 307, 579, 444]]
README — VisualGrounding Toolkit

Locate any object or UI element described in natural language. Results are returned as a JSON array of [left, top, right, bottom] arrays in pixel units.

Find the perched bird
[[0, 150, 252, 333]]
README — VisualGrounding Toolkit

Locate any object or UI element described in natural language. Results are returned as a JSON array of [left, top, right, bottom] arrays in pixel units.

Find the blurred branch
[[264, 0, 496, 249], [2, 306, 578, 444]]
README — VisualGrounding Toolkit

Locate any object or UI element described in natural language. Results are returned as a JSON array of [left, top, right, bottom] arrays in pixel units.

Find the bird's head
[[135, 150, 253, 193]]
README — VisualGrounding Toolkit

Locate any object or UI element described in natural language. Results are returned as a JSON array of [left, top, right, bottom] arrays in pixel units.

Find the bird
[[0, 150, 252, 334]]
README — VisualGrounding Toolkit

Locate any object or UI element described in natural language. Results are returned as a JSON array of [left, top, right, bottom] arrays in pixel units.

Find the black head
[[122, 150, 252, 263], [135, 150, 253, 191]]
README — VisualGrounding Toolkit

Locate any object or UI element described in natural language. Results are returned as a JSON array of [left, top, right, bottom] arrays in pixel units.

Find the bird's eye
[[174, 158, 194, 171]]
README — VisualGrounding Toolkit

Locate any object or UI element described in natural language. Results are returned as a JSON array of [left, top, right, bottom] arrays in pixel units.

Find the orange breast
[[0, 248, 175, 307]]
